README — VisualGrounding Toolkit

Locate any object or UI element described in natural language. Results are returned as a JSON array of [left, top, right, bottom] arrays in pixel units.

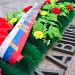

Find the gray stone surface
[[0, 0, 44, 17]]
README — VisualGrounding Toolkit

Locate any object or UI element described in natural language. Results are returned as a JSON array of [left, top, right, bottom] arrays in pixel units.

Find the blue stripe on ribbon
[[30, 11, 35, 14], [23, 20, 29, 26], [12, 20, 29, 45], [3, 46, 14, 61], [33, 4, 38, 10], [12, 29, 24, 45], [26, 15, 31, 20]]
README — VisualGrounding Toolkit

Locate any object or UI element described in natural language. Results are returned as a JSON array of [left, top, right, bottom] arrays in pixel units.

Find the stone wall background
[[0, 0, 44, 17]]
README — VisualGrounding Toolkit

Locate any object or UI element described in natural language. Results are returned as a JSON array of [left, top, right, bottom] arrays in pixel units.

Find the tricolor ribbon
[[0, 3, 43, 65]]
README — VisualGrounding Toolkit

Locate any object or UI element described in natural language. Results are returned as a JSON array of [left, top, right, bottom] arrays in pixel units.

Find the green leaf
[[60, 12, 68, 18], [51, 5, 61, 9], [42, 4, 51, 10], [63, 9, 69, 15], [51, 14, 58, 21], [32, 21, 47, 38], [49, 21, 62, 31], [38, 18, 49, 24], [50, 22, 58, 27], [47, 26, 62, 40], [64, 2, 71, 5], [72, 3, 75, 8], [22, 42, 42, 63], [39, 10, 43, 13], [53, 27, 62, 40], [0, 60, 25, 75], [57, 21, 62, 31], [47, 25, 54, 39], [32, 21, 44, 31], [45, 13, 58, 22], [6, 10, 22, 26]]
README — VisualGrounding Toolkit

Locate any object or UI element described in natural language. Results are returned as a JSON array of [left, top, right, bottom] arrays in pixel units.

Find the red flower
[[0, 18, 14, 31], [0, 30, 8, 36], [0, 35, 7, 45], [57, 0, 61, 2], [66, 5, 73, 11], [23, 6, 32, 12], [0, 23, 14, 31], [51, 8, 61, 14], [0, 18, 8, 23], [0, 30, 8, 45], [44, 0, 50, 4], [0, 18, 14, 45]]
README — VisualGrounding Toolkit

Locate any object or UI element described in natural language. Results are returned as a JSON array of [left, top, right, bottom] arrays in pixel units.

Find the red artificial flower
[[44, 0, 50, 4], [23, 6, 32, 12], [0, 30, 8, 45], [0, 30, 8, 36], [66, 5, 73, 11], [0, 35, 7, 45], [0, 18, 14, 45], [57, 0, 61, 2], [0, 18, 14, 31], [0, 23, 14, 31], [51, 8, 61, 14], [0, 18, 8, 23]]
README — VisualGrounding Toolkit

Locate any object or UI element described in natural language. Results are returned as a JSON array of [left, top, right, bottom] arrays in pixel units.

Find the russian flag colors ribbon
[[0, 3, 43, 65]]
